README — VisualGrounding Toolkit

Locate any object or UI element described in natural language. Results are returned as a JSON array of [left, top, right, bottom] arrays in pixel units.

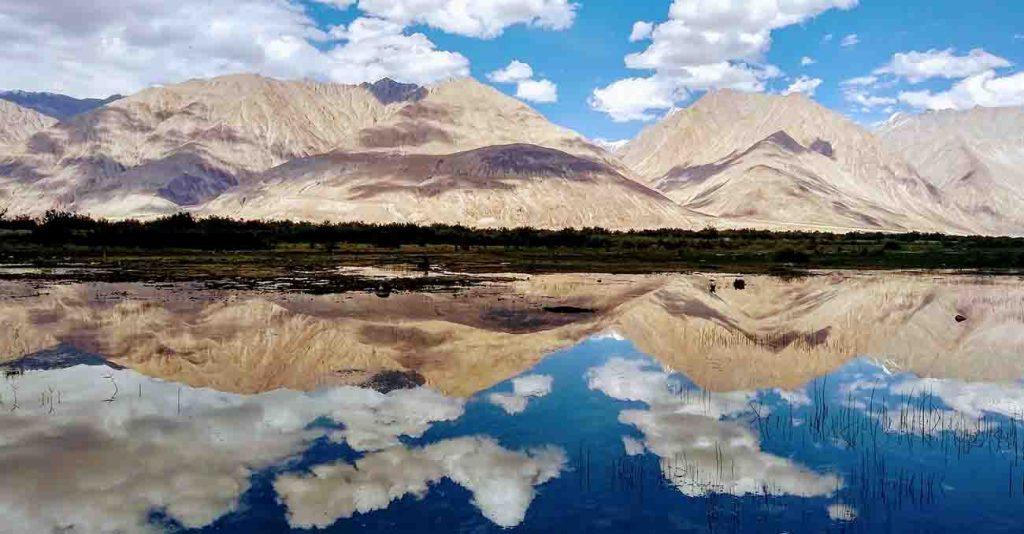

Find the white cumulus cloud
[[356, 0, 578, 39], [801, 56, 817, 66], [840, 33, 860, 47], [899, 70, 1024, 110], [488, 60, 558, 104], [0, 0, 577, 97], [845, 90, 897, 110], [784, 76, 823, 96], [630, 21, 654, 42], [842, 75, 879, 87], [324, 17, 470, 86], [875, 48, 1012, 83], [487, 60, 535, 83], [0, 0, 334, 97], [590, 0, 857, 121], [516, 79, 559, 103]]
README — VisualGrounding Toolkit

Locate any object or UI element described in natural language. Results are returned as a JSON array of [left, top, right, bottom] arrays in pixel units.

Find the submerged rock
[[360, 370, 427, 393]]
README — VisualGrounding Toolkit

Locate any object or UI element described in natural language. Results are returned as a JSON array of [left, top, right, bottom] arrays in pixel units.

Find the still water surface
[[2, 272, 1024, 533]]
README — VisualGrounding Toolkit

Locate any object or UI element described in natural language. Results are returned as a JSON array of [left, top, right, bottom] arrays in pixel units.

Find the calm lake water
[[2, 272, 1024, 533]]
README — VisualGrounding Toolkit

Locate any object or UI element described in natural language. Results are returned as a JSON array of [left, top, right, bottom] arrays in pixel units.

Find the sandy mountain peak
[[618, 88, 978, 234]]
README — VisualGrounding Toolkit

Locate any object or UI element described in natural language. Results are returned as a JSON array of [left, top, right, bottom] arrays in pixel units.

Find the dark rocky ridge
[[361, 78, 427, 105], [0, 90, 121, 120]]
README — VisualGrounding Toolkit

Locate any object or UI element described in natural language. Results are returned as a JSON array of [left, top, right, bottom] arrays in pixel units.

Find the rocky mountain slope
[[0, 74, 399, 218], [337, 77, 609, 162], [204, 143, 699, 228], [0, 74, 647, 225], [0, 99, 55, 148], [878, 107, 1024, 232], [619, 90, 977, 233], [648, 131, 929, 232]]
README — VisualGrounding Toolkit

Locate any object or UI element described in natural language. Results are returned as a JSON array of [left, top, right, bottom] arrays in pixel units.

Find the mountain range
[[0, 73, 1021, 235]]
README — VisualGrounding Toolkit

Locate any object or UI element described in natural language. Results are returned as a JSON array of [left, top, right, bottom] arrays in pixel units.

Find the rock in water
[[361, 370, 427, 393]]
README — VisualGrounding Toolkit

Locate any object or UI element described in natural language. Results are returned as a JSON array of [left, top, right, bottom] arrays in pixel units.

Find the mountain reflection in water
[[1, 272, 1024, 533]]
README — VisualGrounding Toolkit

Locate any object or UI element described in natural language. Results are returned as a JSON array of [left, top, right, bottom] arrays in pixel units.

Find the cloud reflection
[[0, 362, 463, 533], [274, 436, 566, 529], [587, 358, 840, 498], [487, 374, 554, 415]]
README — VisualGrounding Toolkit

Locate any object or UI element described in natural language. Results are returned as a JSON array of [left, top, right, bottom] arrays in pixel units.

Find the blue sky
[[298, 0, 1024, 140], [3, 0, 1023, 141]]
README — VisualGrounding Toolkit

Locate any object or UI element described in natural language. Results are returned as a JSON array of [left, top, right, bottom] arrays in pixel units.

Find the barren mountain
[[650, 131, 925, 231], [0, 74, 621, 223], [879, 106, 1024, 233], [205, 143, 700, 229], [0, 74, 399, 218], [3, 73, 1020, 234], [620, 90, 974, 233], [0, 99, 55, 149]]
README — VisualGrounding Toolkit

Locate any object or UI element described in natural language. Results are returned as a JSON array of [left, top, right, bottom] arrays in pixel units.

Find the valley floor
[[3, 240, 1023, 292], [2, 213, 1022, 290]]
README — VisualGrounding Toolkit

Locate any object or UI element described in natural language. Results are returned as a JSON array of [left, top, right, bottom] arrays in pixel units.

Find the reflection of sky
[[5, 337, 1024, 533], [0, 358, 475, 532]]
